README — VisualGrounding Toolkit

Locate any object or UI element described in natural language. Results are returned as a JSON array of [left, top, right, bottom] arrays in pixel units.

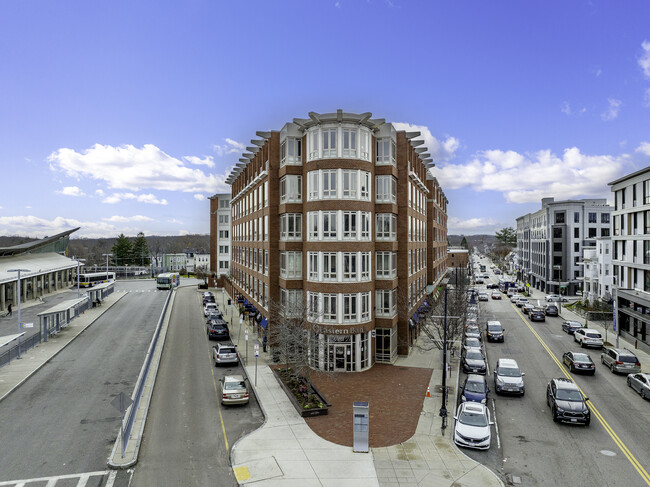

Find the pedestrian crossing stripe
[[0, 470, 116, 486]]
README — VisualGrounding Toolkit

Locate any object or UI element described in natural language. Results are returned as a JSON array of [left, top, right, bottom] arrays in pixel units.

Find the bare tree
[[195, 265, 210, 287]]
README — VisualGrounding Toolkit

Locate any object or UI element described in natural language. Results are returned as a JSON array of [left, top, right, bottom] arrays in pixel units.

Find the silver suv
[[600, 347, 641, 374], [494, 358, 525, 395]]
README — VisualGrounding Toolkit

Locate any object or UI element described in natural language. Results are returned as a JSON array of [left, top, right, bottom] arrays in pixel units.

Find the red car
[[491, 292, 502, 300]]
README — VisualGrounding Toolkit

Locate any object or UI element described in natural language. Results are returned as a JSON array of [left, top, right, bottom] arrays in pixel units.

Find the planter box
[[272, 369, 329, 417]]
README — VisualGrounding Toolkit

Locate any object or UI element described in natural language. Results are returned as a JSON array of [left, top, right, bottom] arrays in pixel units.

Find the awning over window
[[260, 318, 268, 329], [412, 312, 419, 323]]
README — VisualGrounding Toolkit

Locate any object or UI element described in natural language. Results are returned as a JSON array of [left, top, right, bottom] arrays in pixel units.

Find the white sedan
[[453, 402, 493, 450]]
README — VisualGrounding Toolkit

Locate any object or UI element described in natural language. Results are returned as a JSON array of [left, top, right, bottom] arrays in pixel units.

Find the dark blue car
[[461, 374, 490, 404]]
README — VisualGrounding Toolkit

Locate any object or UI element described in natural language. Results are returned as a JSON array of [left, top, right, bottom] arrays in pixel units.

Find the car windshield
[[459, 408, 489, 427], [219, 347, 235, 353], [619, 355, 637, 363], [487, 325, 502, 332], [573, 353, 591, 362], [586, 333, 602, 339], [465, 338, 480, 347], [466, 327, 480, 334], [556, 388, 583, 401], [497, 366, 521, 377], [466, 350, 484, 360], [224, 381, 246, 390], [465, 380, 486, 393]]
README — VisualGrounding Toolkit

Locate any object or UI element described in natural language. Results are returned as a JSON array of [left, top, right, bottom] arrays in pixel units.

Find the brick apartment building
[[220, 110, 448, 371]]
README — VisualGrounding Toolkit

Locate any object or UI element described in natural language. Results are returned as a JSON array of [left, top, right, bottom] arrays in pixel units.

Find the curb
[[0, 292, 128, 404]]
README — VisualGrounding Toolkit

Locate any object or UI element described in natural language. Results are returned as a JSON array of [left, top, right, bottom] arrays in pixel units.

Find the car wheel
[[581, 341, 585, 348], [610, 363, 615, 373], [552, 407, 559, 423], [585, 418, 590, 427], [601, 356, 605, 364], [570, 365, 575, 373], [642, 389, 647, 399], [627, 377, 632, 387]]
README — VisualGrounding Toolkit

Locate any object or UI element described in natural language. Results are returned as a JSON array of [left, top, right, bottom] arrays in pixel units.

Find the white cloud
[[57, 186, 85, 197], [102, 192, 168, 205], [593, 67, 602, 78], [448, 217, 500, 233], [213, 138, 245, 157], [194, 194, 205, 201], [561, 102, 572, 116], [431, 147, 627, 204], [392, 122, 459, 162], [601, 98, 622, 121], [184, 155, 215, 168], [0, 215, 116, 239], [168, 218, 182, 224], [636, 142, 650, 156], [644, 88, 650, 108], [178, 229, 190, 236], [95, 189, 105, 197], [639, 40, 650, 78], [103, 215, 154, 223], [48, 143, 230, 194]]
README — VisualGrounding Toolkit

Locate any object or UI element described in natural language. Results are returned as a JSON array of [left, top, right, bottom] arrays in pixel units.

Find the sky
[[1, 0, 650, 239]]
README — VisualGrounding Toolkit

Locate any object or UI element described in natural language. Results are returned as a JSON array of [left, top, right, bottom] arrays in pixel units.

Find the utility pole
[[439, 286, 448, 431]]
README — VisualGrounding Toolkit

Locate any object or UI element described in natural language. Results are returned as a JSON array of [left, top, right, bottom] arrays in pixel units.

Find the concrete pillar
[[0, 283, 5, 311], [54, 271, 59, 290]]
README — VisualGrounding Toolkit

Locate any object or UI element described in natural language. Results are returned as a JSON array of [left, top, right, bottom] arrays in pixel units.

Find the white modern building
[[609, 168, 650, 350], [209, 193, 231, 284], [581, 238, 613, 304], [516, 197, 612, 295]]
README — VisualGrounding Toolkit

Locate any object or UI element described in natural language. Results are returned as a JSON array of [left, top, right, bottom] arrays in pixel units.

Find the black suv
[[486, 321, 505, 342], [207, 319, 229, 340], [544, 304, 559, 317], [546, 378, 590, 425]]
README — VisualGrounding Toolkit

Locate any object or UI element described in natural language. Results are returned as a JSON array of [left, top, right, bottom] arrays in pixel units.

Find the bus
[[157, 272, 180, 290], [78, 272, 116, 288], [498, 279, 516, 293]]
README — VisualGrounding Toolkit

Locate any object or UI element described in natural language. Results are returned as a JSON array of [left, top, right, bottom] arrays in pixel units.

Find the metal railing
[[0, 331, 42, 368]]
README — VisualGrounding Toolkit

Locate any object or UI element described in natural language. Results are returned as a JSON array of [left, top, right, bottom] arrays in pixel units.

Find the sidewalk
[[524, 286, 650, 371], [0, 290, 127, 402], [220, 288, 504, 487]]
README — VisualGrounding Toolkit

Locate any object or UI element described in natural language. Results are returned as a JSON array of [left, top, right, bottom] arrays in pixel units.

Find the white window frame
[[342, 170, 358, 199], [322, 170, 337, 199], [280, 213, 302, 241], [322, 128, 337, 158], [342, 128, 357, 158], [308, 171, 319, 200], [308, 211, 319, 240], [280, 175, 302, 203], [323, 252, 337, 281], [343, 293, 358, 322], [343, 252, 357, 281], [280, 251, 302, 279], [322, 211, 337, 240], [308, 252, 319, 281], [376, 175, 397, 203], [343, 211, 357, 240]]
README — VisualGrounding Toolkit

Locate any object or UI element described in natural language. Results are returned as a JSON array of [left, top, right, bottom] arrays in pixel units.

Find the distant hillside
[[448, 234, 497, 250], [0, 234, 210, 266]]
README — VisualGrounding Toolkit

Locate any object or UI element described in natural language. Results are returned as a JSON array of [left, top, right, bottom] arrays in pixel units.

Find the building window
[[361, 292, 370, 321], [280, 289, 303, 317], [219, 199, 230, 209], [376, 138, 396, 165], [308, 212, 319, 240], [219, 245, 229, 254], [342, 170, 357, 198], [309, 130, 319, 161], [322, 129, 337, 158], [588, 228, 597, 238], [323, 294, 337, 322], [281, 138, 302, 166], [376, 252, 397, 279], [574, 212, 579, 223], [219, 214, 229, 224], [280, 213, 302, 240], [343, 253, 357, 280], [361, 252, 370, 280], [359, 129, 370, 161], [308, 252, 319, 280], [376, 289, 397, 317], [323, 211, 337, 239], [361, 212, 370, 239], [574, 228, 579, 238], [280, 175, 302, 203], [555, 211, 565, 224], [376, 213, 397, 240], [553, 242, 562, 252], [308, 171, 319, 200], [219, 230, 229, 239], [645, 180, 650, 205], [322, 170, 337, 199], [343, 294, 357, 322], [342, 129, 357, 158], [601, 213, 610, 224], [574, 243, 579, 252], [376, 175, 397, 203], [589, 212, 597, 223], [280, 251, 302, 279], [323, 253, 337, 280], [360, 171, 370, 200], [601, 228, 610, 237], [553, 227, 562, 238], [343, 212, 357, 239]]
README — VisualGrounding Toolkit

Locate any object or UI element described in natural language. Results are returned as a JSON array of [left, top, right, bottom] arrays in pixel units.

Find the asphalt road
[[0, 281, 166, 486], [130, 285, 264, 486], [459, 270, 650, 487]]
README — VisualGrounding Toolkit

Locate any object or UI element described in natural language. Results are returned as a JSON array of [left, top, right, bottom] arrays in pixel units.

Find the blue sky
[[1, 0, 650, 239]]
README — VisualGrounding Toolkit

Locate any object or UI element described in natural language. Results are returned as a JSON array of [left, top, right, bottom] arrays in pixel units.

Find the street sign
[[254, 344, 259, 357], [245, 329, 249, 341], [110, 392, 133, 413], [22, 322, 34, 328]]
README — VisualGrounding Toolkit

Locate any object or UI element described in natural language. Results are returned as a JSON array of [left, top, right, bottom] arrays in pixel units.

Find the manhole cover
[[600, 450, 616, 457]]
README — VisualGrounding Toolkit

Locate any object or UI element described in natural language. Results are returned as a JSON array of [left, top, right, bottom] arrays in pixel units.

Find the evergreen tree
[[132, 232, 151, 266], [495, 227, 517, 247], [111, 234, 133, 266], [460, 236, 468, 248]]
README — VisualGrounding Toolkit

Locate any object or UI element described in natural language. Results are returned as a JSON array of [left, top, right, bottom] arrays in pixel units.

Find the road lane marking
[[209, 349, 230, 452], [512, 303, 650, 486], [491, 398, 501, 449], [0, 471, 110, 487]]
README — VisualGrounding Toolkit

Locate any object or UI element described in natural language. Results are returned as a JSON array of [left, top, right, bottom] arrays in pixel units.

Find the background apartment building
[[223, 110, 448, 371], [209, 193, 232, 286], [516, 197, 612, 295], [609, 168, 650, 350], [581, 238, 613, 304]]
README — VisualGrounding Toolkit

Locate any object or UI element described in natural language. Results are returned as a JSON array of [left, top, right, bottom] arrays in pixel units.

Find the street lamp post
[[102, 253, 113, 281], [8, 268, 30, 359], [74, 258, 86, 298]]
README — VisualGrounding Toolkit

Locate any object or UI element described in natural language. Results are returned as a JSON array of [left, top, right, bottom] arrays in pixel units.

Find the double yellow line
[[514, 305, 650, 485]]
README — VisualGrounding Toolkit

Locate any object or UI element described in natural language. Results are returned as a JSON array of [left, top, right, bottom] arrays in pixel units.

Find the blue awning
[[244, 299, 249, 305], [260, 318, 268, 329], [412, 312, 419, 323]]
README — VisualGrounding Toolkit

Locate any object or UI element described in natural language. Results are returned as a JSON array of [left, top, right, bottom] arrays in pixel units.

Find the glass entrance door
[[334, 345, 347, 371]]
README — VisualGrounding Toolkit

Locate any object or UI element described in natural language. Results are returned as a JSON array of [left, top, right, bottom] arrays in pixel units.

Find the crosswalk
[[0, 470, 117, 487]]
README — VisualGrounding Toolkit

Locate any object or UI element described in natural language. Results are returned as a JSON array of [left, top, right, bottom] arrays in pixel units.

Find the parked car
[[213, 343, 239, 366], [203, 302, 219, 316], [546, 294, 568, 302], [478, 292, 489, 302], [206, 311, 224, 321], [561, 321, 582, 334], [475, 278, 485, 284], [494, 358, 525, 395], [530, 307, 546, 322], [507, 288, 517, 298], [574, 328, 604, 349], [509, 294, 522, 303], [486, 283, 499, 289], [202, 293, 216, 305], [453, 402, 493, 450], [462, 348, 487, 375], [562, 351, 596, 375], [219, 375, 249, 405], [486, 321, 505, 342], [515, 297, 528, 308], [601, 347, 641, 374], [491, 291, 502, 300], [544, 304, 559, 317], [461, 374, 490, 404], [207, 320, 230, 340], [627, 373, 650, 399], [463, 337, 482, 351], [546, 378, 590, 425], [465, 326, 481, 341], [522, 303, 535, 315]]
